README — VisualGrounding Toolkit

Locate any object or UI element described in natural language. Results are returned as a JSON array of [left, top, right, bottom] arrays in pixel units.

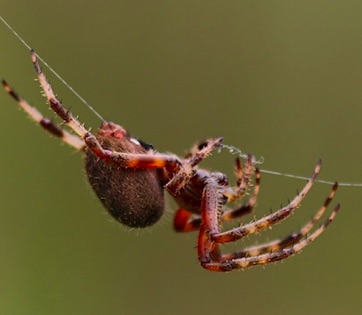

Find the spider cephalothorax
[[2, 50, 340, 272]]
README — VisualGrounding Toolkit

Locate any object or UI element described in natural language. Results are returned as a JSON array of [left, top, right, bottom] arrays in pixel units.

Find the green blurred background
[[1, 1, 361, 314]]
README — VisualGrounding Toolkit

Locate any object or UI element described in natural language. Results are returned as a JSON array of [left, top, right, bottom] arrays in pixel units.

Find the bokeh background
[[1, 1, 361, 314]]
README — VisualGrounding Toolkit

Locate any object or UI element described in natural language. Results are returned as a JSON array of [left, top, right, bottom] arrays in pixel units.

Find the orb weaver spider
[[2, 50, 340, 272]]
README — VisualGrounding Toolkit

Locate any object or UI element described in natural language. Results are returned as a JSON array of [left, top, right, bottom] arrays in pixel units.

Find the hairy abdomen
[[84, 136, 165, 228]]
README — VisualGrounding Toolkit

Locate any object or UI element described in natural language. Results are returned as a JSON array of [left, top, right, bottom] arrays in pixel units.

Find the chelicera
[[2, 50, 341, 272]]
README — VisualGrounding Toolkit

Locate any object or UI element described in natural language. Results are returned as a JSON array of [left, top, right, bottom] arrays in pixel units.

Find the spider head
[[98, 121, 128, 139], [97, 121, 156, 152]]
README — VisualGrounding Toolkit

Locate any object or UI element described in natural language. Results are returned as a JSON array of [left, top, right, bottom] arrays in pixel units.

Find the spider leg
[[197, 165, 340, 271], [2, 80, 85, 150], [31, 50, 88, 138], [30, 51, 108, 155], [173, 168, 260, 232], [184, 138, 223, 159], [30, 50, 183, 171], [220, 155, 254, 203], [202, 202, 340, 271], [166, 137, 223, 193], [197, 178, 224, 265], [222, 167, 261, 219], [173, 208, 201, 232], [220, 183, 338, 261], [212, 160, 321, 243]]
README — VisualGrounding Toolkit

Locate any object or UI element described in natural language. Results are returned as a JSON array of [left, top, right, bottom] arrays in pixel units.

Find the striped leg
[[29, 50, 182, 171], [198, 180, 340, 272], [2, 80, 85, 150], [223, 155, 255, 203], [202, 203, 340, 271], [30, 49, 89, 138], [173, 209, 200, 232], [166, 137, 224, 193], [220, 183, 338, 261], [212, 160, 321, 244], [221, 167, 261, 220], [3, 79, 182, 170], [198, 179, 224, 265]]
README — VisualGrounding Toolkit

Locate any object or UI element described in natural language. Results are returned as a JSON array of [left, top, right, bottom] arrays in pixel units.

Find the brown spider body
[[84, 122, 223, 227], [2, 49, 341, 272], [85, 122, 165, 227], [172, 169, 216, 214]]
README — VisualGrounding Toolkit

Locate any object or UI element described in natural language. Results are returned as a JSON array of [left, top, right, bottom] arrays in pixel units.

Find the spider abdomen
[[85, 134, 165, 228]]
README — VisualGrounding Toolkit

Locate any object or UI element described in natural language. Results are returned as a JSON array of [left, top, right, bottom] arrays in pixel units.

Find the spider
[[2, 50, 340, 272]]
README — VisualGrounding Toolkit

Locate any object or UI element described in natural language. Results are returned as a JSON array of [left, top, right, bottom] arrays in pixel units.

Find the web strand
[[0, 15, 104, 122], [259, 169, 362, 187], [220, 144, 362, 187]]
